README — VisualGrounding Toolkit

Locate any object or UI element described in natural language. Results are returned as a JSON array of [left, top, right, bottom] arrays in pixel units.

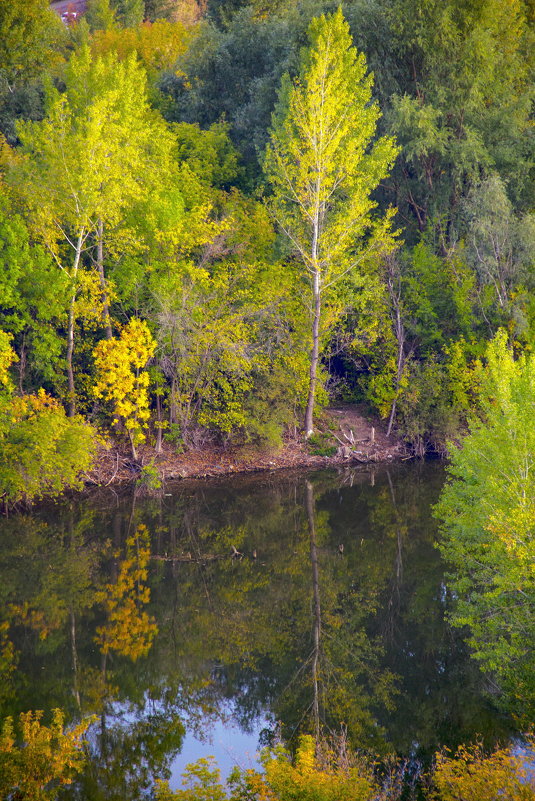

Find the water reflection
[[0, 463, 518, 797]]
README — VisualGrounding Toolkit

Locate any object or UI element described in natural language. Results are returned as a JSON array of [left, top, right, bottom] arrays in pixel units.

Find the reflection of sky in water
[[169, 715, 268, 788], [512, 741, 535, 784]]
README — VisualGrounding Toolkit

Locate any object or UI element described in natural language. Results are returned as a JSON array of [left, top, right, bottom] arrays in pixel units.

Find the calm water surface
[[0, 462, 516, 797]]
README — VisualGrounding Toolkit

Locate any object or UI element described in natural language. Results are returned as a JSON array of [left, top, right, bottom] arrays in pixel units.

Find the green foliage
[[0, 390, 97, 506], [160, 6, 301, 172], [0, 0, 64, 87], [113, 0, 145, 27], [386, 0, 534, 237], [173, 121, 241, 188], [0, 194, 68, 390], [0, 0, 533, 475], [149, 194, 308, 446], [264, 8, 398, 432], [436, 331, 535, 719], [85, 0, 118, 31], [156, 757, 227, 801], [138, 459, 164, 491], [393, 342, 482, 456], [0, 0, 66, 142], [307, 432, 337, 457]]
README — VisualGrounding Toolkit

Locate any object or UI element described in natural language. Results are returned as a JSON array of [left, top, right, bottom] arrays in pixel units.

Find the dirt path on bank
[[86, 404, 407, 486]]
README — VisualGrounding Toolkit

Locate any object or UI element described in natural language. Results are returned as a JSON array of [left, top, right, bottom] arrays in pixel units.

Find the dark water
[[0, 462, 516, 797]]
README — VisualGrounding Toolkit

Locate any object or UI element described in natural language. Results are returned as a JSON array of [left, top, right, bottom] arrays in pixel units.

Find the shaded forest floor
[[86, 404, 407, 486]]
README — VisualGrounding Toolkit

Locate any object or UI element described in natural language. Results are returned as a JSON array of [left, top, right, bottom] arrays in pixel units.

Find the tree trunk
[[155, 391, 163, 454], [386, 311, 404, 437], [66, 229, 85, 418], [386, 261, 405, 438], [97, 217, 113, 339], [304, 269, 321, 438], [66, 293, 76, 417]]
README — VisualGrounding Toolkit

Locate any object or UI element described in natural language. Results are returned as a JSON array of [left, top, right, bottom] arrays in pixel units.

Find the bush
[[0, 389, 97, 506], [431, 739, 535, 801], [307, 432, 337, 457]]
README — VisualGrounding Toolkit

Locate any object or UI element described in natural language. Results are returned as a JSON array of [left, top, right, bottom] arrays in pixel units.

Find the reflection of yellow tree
[[95, 525, 158, 662]]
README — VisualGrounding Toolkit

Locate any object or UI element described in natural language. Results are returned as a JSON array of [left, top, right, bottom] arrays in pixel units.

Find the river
[[0, 461, 519, 797]]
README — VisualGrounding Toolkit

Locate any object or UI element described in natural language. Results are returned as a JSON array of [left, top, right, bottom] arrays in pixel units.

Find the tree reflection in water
[[0, 463, 519, 798]]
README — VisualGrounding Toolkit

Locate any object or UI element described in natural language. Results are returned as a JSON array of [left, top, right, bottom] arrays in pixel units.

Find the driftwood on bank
[[80, 407, 406, 488], [333, 425, 382, 463]]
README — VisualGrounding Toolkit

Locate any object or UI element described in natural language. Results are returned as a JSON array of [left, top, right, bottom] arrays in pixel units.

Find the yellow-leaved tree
[[0, 709, 94, 801], [432, 739, 535, 801], [93, 319, 156, 459]]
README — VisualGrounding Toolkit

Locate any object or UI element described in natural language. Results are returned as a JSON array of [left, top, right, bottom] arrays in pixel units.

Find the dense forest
[[0, 0, 534, 504], [0, 1, 534, 796]]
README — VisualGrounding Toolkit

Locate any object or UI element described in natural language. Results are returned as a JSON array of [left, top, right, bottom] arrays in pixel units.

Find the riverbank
[[84, 405, 407, 485]]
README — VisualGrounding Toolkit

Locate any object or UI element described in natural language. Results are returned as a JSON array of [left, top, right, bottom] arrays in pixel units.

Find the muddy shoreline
[[85, 406, 408, 487]]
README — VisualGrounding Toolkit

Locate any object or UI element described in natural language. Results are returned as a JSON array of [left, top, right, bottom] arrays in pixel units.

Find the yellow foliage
[[9, 387, 61, 421], [93, 318, 156, 455], [431, 739, 535, 801], [74, 270, 116, 326], [91, 19, 194, 77], [0, 709, 94, 801], [259, 735, 376, 801]]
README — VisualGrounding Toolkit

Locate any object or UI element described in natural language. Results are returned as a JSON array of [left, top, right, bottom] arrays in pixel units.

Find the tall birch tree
[[264, 8, 398, 437], [10, 47, 174, 415]]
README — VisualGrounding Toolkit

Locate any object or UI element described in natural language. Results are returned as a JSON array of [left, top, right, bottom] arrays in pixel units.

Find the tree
[[90, 18, 192, 83], [11, 47, 175, 415], [264, 9, 398, 436], [85, 0, 118, 31], [436, 331, 535, 720], [432, 739, 535, 801], [386, 0, 534, 239], [113, 0, 145, 27], [155, 736, 377, 801], [0, 0, 65, 143], [0, 709, 92, 801], [0, 192, 68, 392], [0, 333, 97, 507], [93, 319, 156, 459]]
